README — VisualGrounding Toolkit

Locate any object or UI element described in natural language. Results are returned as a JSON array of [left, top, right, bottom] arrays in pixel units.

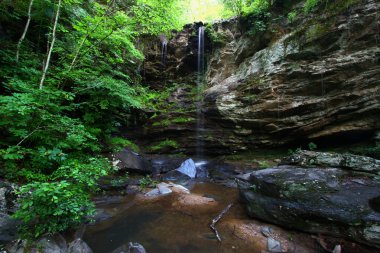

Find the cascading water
[[161, 41, 167, 69], [196, 26, 205, 158], [160, 35, 168, 70]]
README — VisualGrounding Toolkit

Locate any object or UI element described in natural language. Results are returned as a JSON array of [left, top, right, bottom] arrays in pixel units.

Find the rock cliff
[[138, 0, 380, 155]]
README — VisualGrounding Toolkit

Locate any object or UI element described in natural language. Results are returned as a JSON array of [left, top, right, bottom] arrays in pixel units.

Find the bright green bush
[[14, 181, 95, 238], [14, 157, 111, 238]]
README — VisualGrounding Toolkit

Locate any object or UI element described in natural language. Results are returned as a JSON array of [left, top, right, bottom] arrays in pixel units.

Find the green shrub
[[287, 10, 297, 23], [14, 181, 95, 238], [304, 0, 321, 13], [139, 175, 157, 189], [308, 142, 317, 151], [13, 157, 111, 238]]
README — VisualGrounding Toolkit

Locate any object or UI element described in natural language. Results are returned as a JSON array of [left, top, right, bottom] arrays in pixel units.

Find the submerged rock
[[111, 242, 146, 253], [68, 239, 93, 253], [144, 182, 190, 197], [238, 165, 380, 248]]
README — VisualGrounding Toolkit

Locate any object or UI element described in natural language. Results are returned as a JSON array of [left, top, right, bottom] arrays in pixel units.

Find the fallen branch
[[210, 203, 233, 242]]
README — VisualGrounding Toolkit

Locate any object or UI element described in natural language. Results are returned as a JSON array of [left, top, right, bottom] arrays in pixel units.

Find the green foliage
[[349, 145, 380, 160], [222, 0, 245, 16], [152, 117, 194, 127], [139, 175, 157, 189], [52, 157, 111, 190], [131, 0, 183, 35], [205, 24, 228, 46], [110, 172, 129, 187], [308, 142, 317, 151], [222, 0, 271, 17], [148, 139, 180, 152], [106, 137, 139, 152], [13, 157, 111, 238], [14, 181, 95, 238], [287, 11, 297, 23], [304, 0, 321, 13], [0, 0, 169, 238]]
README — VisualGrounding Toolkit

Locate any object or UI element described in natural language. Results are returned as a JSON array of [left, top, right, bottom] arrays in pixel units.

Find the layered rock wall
[[139, 0, 380, 154]]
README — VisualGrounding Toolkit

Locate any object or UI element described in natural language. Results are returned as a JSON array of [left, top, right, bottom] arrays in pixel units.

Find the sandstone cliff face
[[139, 0, 380, 154]]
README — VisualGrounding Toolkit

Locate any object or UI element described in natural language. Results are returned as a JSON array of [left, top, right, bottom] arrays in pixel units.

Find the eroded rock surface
[[238, 164, 380, 248], [139, 0, 380, 154]]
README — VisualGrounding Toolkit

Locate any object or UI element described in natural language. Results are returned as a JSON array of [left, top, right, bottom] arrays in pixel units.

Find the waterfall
[[161, 40, 168, 69], [196, 26, 205, 158]]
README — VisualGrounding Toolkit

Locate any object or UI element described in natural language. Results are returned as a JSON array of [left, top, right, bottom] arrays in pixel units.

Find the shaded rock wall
[[139, 0, 380, 155]]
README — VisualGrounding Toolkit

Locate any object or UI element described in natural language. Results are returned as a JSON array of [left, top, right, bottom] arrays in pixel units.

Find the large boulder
[[0, 213, 18, 244], [113, 150, 152, 173], [238, 165, 380, 248]]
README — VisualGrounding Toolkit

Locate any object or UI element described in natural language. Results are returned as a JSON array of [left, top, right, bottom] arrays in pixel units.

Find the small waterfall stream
[[196, 26, 205, 158], [160, 35, 168, 70], [161, 41, 168, 69]]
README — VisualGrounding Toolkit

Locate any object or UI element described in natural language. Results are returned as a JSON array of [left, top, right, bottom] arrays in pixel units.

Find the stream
[[83, 182, 323, 253]]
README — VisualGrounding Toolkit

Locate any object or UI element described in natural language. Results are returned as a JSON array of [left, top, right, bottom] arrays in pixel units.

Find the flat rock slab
[[238, 165, 380, 248], [281, 150, 380, 175]]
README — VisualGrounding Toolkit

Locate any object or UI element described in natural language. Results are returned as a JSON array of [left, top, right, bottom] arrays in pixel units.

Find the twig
[[16, 124, 44, 146], [210, 203, 233, 242]]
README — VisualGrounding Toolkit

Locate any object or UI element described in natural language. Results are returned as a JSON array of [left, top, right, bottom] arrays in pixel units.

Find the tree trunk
[[39, 0, 61, 89], [16, 0, 34, 63]]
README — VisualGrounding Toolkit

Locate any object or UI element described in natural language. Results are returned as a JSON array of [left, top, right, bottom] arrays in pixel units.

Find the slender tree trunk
[[40, 0, 61, 89], [16, 0, 34, 63]]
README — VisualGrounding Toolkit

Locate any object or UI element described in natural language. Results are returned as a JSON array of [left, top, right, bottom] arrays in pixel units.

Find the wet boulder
[[238, 165, 380, 248]]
